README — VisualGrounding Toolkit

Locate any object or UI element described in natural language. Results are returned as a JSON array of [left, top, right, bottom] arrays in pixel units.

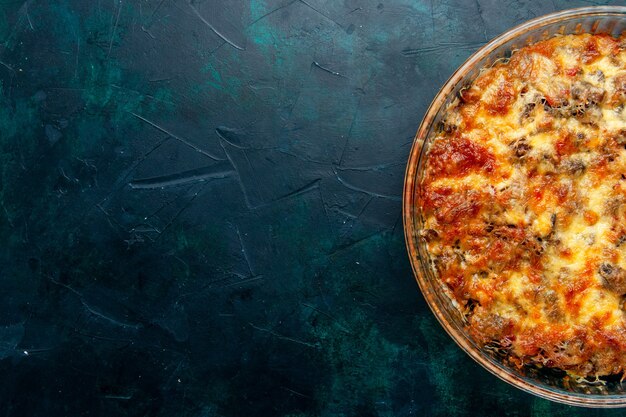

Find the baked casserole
[[420, 33, 626, 379]]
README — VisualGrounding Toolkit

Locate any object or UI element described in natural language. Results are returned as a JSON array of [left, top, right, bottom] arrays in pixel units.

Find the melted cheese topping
[[420, 34, 626, 378]]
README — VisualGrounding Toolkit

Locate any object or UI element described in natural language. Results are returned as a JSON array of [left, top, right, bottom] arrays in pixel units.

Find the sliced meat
[[599, 263, 626, 294], [560, 158, 586, 175], [510, 137, 531, 159], [571, 81, 605, 105], [614, 73, 626, 95]]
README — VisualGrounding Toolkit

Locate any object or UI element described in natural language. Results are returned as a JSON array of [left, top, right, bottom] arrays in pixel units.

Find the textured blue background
[[0, 0, 625, 416]]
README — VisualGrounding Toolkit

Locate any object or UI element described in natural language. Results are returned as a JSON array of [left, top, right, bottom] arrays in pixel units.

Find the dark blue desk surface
[[0, 1, 624, 415]]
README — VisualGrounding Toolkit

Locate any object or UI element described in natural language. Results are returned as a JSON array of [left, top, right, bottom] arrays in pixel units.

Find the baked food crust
[[420, 33, 626, 378]]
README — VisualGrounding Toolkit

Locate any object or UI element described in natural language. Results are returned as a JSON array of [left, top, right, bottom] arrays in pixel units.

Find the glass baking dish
[[403, 6, 626, 407]]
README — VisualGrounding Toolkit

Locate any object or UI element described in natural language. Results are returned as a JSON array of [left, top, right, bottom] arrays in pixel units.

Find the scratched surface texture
[[1, 0, 626, 416]]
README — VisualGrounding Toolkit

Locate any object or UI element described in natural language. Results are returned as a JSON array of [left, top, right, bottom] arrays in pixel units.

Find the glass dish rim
[[402, 5, 626, 408]]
